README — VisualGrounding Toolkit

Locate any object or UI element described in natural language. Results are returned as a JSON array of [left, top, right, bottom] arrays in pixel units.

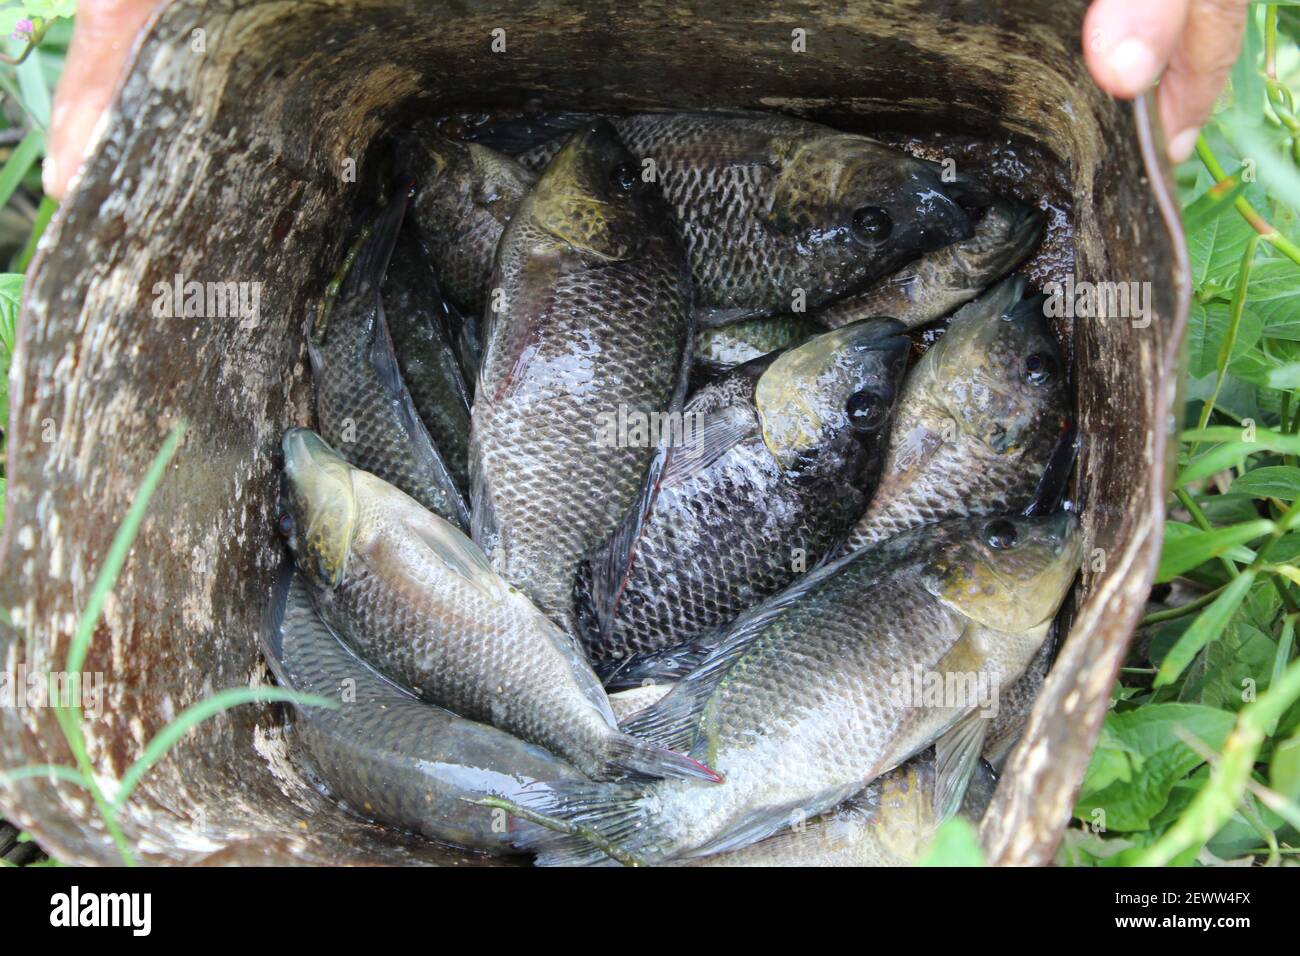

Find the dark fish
[[842, 277, 1070, 552], [382, 225, 473, 494], [582, 320, 909, 678], [512, 512, 1082, 865], [279, 428, 719, 784], [471, 121, 693, 634], [488, 110, 975, 322], [405, 132, 536, 316], [260, 568, 581, 853], [307, 189, 468, 530], [817, 191, 1046, 331]]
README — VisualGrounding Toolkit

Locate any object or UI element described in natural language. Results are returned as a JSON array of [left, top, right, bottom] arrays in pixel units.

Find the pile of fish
[[263, 110, 1083, 866]]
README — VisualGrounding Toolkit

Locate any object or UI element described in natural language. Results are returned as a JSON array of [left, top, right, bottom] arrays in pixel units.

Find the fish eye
[[276, 512, 296, 539], [845, 391, 885, 432], [1025, 352, 1057, 385], [610, 161, 639, 194], [851, 206, 892, 244], [985, 519, 1019, 550]]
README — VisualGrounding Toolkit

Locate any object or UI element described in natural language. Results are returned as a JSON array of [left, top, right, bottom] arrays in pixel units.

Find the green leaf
[[1187, 300, 1262, 377], [1272, 725, 1300, 804], [1073, 704, 1236, 831], [1155, 570, 1258, 686], [1245, 260, 1300, 338], [1156, 519, 1273, 582], [916, 817, 985, 866], [0, 128, 44, 211], [1178, 622, 1277, 711], [1188, 202, 1258, 294], [1181, 171, 1248, 235], [1229, 465, 1300, 500], [1177, 427, 1300, 485]]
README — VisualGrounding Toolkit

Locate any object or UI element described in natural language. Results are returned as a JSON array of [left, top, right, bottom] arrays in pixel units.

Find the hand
[[42, 0, 160, 200], [1084, 0, 1251, 164]]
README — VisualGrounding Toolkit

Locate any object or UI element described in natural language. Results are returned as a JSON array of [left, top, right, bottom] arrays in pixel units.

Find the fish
[[511, 511, 1082, 865], [679, 749, 996, 867], [580, 319, 910, 679], [693, 313, 827, 375], [278, 427, 719, 784], [382, 225, 473, 494], [405, 132, 536, 317], [816, 189, 1046, 331], [259, 567, 582, 854], [307, 189, 469, 530], [479, 110, 975, 323], [842, 277, 1070, 553], [471, 120, 693, 634]]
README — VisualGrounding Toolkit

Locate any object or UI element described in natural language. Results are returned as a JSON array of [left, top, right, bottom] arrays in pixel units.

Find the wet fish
[[580, 320, 909, 678], [260, 568, 581, 853], [817, 190, 1046, 331], [681, 749, 996, 867], [842, 277, 1070, 552], [405, 132, 536, 316], [382, 226, 473, 494], [471, 120, 693, 634], [487, 110, 975, 322], [513, 511, 1082, 865], [279, 427, 719, 784], [693, 313, 827, 375], [308, 190, 468, 530]]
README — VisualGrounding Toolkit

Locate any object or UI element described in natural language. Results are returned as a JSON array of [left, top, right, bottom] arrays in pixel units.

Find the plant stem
[[1196, 136, 1300, 268]]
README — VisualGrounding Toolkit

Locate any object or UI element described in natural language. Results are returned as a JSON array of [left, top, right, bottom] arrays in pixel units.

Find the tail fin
[[339, 180, 413, 303], [481, 780, 664, 867], [603, 732, 722, 783]]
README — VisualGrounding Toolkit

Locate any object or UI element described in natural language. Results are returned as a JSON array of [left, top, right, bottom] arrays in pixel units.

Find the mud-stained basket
[[0, 0, 1188, 865]]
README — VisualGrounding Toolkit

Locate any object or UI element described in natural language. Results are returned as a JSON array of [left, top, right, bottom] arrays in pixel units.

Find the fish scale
[[262, 570, 580, 853], [472, 122, 693, 635], [511, 512, 1080, 865], [580, 321, 908, 674], [506, 111, 974, 318]]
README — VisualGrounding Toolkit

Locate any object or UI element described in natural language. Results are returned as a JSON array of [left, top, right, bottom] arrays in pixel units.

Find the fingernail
[[1108, 37, 1161, 96], [41, 154, 58, 197], [1168, 128, 1200, 165]]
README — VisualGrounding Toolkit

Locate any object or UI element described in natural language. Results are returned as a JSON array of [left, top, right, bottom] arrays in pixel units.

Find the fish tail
[[482, 780, 665, 867], [600, 731, 722, 783], [338, 183, 412, 302]]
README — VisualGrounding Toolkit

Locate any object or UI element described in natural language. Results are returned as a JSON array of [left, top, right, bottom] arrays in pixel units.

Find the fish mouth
[[282, 427, 341, 476]]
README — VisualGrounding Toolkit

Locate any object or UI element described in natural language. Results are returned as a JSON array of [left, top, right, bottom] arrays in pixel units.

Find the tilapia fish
[[842, 277, 1069, 552], [514, 512, 1082, 865], [308, 190, 468, 530], [471, 120, 693, 634], [581, 320, 909, 679], [279, 428, 718, 784], [818, 189, 1046, 331], [261, 568, 581, 853], [487, 110, 975, 322], [693, 313, 827, 375], [682, 749, 996, 867], [382, 225, 473, 494], [405, 132, 536, 316]]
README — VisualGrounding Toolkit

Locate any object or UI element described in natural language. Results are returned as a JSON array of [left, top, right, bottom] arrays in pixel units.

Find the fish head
[[764, 134, 974, 298], [527, 120, 660, 261], [921, 280, 1067, 457], [924, 511, 1082, 632], [755, 318, 909, 473], [939, 194, 1046, 291], [414, 136, 532, 231], [279, 428, 359, 591]]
